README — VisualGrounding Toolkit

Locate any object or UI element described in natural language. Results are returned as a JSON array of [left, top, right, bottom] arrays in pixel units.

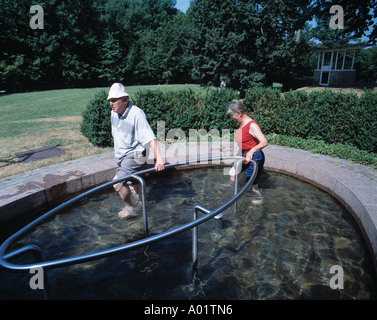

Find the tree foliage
[[189, 0, 315, 93], [1, 0, 376, 93], [311, 0, 377, 44]]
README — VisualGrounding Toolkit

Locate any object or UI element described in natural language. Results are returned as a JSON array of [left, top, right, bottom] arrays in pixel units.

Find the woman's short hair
[[227, 99, 245, 115]]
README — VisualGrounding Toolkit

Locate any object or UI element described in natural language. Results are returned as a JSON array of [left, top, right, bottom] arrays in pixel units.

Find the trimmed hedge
[[81, 87, 377, 155], [80, 88, 239, 147], [80, 90, 112, 147], [353, 91, 377, 153], [243, 88, 377, 154], [133, 88, 239, 135]]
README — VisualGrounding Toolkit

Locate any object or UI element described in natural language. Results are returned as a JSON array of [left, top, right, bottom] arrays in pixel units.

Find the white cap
[[107, 83, 129, 100]]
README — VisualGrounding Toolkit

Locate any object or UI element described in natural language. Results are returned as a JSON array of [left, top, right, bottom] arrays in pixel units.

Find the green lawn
[[0, 84, 206, 179], [0, 84, 205, 122]]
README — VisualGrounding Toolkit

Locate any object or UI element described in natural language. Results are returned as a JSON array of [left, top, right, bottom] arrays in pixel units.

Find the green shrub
[[81, 86, 377, 159], [80, 90, 112, 147], [278, 90, 310, 137], [243, 87, 284, 134], [305, 90, 359, 145], [244, 87, 377, 154], [134, 88, 240, 135], [198, 88, 239, 132], [81, 88, 240, 147], [133, 89, 202, 135], [352, 90, 377, 153]]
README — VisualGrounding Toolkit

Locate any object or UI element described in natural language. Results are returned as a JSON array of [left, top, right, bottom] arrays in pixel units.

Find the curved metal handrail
[[0, 156, 257, 273]]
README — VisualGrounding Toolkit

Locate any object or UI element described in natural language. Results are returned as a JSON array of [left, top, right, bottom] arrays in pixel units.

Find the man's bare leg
[[113, 177, 138, 218], [129, 184, 140, 204]]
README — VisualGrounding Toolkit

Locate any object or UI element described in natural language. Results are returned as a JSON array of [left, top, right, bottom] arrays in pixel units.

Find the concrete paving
[[1, 142, 376, 269]]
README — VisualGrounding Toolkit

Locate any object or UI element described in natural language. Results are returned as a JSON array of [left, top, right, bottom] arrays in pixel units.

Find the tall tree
[[189, 0, 314, 93], [189, 0, 253, 90], [96, 32, 127, 85], [312, 0, 377, 44], [99, 0, 179, 84], [0, 0, 42, 92], [0, 0, 103, 91], [310, 0, 377, 45], [43, 0, 103, 88], [134, 13, 193, 84]]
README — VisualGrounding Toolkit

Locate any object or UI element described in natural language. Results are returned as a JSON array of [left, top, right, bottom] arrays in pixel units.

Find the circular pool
[[0, 167, 376, 299]]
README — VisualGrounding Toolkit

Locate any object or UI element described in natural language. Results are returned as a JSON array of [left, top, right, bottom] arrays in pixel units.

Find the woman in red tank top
[[228, 99, 268, 189]]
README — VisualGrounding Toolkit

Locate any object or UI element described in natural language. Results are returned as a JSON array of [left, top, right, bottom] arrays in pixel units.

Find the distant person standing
[[108, 83, 165, 218]]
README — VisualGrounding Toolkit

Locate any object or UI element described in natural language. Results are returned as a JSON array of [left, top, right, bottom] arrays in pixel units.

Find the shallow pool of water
[[1, 168, 376, 299]]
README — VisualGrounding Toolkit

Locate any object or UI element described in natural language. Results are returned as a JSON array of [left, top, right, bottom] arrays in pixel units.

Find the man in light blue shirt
[[108, 83, 165, 218]]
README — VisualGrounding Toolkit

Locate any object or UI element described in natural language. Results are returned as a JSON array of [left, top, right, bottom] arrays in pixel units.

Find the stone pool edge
[[1, 143, 377, 270]]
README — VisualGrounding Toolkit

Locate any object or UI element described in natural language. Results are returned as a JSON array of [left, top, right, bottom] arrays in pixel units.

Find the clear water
[[1, 168, 376, 300]]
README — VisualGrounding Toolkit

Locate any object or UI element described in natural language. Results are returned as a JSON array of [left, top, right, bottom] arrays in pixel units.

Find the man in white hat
[[108, 83, 165, 218]]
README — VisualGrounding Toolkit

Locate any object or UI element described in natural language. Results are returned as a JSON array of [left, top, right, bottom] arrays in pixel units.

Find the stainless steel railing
[[0, 156, 257, 298]]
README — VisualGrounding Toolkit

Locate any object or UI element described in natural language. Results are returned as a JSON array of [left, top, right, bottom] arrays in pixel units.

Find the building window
[[336, 50, 345, 70]]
